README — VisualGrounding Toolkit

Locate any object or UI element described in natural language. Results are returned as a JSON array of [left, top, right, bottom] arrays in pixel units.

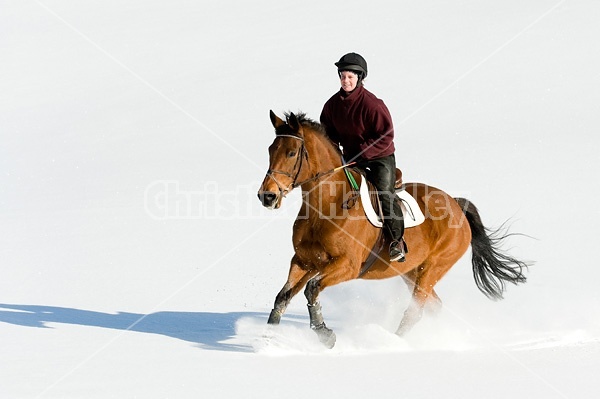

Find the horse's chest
[[292, 220, 340, 266]]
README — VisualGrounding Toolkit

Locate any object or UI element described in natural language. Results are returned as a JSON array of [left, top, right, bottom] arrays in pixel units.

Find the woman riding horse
[[258, 111, 528, 349], [320, 52, 406, 262]]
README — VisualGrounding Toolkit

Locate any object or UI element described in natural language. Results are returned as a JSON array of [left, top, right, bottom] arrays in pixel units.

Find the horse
[[257, 110, 528, 348]]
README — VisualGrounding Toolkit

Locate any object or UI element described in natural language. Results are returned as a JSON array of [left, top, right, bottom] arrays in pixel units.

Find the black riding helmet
[[335, 52, 368, 79]]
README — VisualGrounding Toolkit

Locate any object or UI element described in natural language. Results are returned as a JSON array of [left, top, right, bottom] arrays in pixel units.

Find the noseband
[[266, 134, 309, 197]]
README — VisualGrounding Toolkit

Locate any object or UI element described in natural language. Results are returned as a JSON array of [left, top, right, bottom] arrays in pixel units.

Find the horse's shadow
[[0, 303, 274, 352]]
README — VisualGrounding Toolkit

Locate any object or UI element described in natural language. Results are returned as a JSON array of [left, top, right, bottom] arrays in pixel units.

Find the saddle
[[343, 168, 403, 210], [394, 168, 403, 189], [343, 168, 424, 276]]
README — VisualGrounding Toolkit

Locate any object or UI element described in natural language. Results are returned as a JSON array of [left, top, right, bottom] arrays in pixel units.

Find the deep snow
[[1, 0, 599, 398]]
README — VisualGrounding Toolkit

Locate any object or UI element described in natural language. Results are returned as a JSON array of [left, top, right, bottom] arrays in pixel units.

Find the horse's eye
[[287, 150, 297, 158]]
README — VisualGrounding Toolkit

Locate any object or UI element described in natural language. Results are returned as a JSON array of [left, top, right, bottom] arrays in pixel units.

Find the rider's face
[[339, 71, 358, 93]]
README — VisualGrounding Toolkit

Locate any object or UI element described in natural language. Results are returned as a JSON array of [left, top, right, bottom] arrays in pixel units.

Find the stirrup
[[389, 239, 406, 262]]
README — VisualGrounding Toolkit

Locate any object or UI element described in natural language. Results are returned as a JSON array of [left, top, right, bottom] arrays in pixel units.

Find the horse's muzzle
[[258, 191, 280, 209]]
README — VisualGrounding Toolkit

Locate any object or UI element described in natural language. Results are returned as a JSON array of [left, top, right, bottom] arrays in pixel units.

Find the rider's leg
[[363, 155, 406, 262]]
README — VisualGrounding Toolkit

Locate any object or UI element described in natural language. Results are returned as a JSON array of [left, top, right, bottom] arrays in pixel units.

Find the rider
[[320, 52, 406, 262]]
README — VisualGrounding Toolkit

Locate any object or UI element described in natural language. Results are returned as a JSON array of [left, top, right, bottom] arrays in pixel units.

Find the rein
[[293, 162, 356, 187]]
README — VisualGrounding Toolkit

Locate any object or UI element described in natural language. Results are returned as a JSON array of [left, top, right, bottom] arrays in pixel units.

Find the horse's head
[[258, 110, 308, 209]]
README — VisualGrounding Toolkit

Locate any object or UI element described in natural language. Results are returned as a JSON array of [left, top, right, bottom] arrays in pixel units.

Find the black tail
[[454, 197, 529, 300]]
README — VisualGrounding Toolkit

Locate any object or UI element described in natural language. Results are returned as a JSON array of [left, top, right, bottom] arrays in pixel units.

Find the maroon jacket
[[320, 85, 395, 162]]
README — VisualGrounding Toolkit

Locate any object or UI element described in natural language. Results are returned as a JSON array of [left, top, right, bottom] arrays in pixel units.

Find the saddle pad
[[359, 175, 425, 228]]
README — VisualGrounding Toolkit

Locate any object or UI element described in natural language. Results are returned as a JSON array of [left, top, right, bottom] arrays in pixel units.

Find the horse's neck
[[302, 131, 349, 207], [305, 130, 343, 174]]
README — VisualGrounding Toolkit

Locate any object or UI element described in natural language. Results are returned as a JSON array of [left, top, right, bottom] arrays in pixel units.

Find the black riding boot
[[386, 203, 406, 262], [389, 236, 406, 262], [378, 173, 405, 262], [359, 155, 407, 262]]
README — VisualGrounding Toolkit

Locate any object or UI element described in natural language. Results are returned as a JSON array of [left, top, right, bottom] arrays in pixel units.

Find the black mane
[[284, 111, 341, 156], [283, 111, 326, 136]]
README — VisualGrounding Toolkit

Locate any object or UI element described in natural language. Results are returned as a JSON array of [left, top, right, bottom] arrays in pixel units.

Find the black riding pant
[[356, 155, 404, 241]]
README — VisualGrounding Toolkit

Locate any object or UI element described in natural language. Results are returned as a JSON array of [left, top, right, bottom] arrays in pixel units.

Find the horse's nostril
[[258, 191, 277, 207]]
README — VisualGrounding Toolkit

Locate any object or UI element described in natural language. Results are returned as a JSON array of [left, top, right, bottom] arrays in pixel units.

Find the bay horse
[[258, 111, 528, 348]]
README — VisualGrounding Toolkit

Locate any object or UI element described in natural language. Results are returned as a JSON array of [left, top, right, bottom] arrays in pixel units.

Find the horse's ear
[[270, 110, 285, 129], [287, 112, 303, 135]]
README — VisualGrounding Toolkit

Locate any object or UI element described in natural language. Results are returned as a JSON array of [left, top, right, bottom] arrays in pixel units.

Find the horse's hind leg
[[401, 267, 443, 315], [396, 260, 450, 336], [268, 258, 316, 325], [304, 277, 336, 348]]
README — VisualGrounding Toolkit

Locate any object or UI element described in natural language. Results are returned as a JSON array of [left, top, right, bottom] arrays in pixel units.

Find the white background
[[1, 1, 599, 398]]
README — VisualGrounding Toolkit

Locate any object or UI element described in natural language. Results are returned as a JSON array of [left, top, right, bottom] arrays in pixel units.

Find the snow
[[1, 0, 599, 398]]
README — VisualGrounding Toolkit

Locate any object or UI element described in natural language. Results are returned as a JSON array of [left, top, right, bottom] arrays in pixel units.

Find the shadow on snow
[[0, 303, 270, 352]]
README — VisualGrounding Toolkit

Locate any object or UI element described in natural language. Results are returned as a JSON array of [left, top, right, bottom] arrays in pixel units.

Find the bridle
[[265, 133, 356, 200], [266, 134, 309, 198]]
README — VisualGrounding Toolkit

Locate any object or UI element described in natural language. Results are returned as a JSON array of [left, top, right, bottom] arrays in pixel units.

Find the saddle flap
[[359, 175, 425, 229], [396, 189, 426, 227], [359, 176, 384, 228]]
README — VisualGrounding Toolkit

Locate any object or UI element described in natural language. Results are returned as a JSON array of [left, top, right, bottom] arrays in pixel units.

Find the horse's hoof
[[267, 309, 282, 325], [395, 323, 414, 337], [313, 325, 336, 349]]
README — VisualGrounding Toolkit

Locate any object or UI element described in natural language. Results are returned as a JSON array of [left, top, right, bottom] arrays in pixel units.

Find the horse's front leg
[[303, 255, 361, 348], [268, 257, 315, 325], [304, 277, 337, 348]]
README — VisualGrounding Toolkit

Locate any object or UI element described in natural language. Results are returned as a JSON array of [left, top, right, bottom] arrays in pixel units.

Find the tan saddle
[[395, 168, 403, 190]]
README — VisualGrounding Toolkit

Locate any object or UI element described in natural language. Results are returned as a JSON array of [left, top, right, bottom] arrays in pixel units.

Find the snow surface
[[1, 0, 600, 398]]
